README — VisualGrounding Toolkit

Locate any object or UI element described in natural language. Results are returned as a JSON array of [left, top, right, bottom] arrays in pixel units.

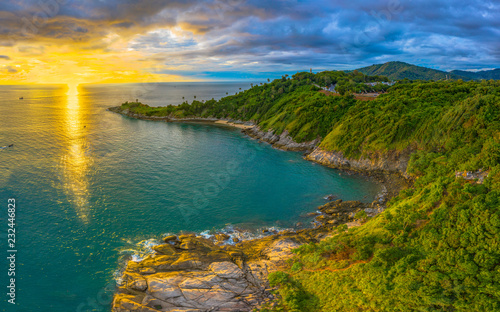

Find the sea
[[0, 82, 382, 311]]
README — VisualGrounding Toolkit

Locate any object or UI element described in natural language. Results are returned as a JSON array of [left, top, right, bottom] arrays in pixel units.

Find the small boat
[[8, 144, 14, 147], [19, 97, 23, 100]]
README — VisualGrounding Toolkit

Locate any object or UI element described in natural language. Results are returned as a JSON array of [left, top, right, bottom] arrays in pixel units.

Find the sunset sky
[[0, 0, 499, 84]]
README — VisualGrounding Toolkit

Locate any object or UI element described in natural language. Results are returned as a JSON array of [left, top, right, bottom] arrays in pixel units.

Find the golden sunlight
[[60, 85, 92, 223]]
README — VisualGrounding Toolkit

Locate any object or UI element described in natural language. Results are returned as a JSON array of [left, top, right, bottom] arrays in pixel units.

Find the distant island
[[110, 69, 500, 312]]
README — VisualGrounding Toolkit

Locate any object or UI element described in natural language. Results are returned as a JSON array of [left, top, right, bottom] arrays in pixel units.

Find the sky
[[0, 0, 499, 84]]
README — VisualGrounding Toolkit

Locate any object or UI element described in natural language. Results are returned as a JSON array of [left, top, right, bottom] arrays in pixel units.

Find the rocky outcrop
[[305, 147, 413, 177], [112, 232, 318, 312], [112, 195, 396, 312], [455, 169, 489, 184], [314, 199, 385, 227], [243, 127, 320, 152]]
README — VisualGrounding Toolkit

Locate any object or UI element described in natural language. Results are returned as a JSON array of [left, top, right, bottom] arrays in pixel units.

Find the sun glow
[[0, 43, 190, 85], [60, 85, 92, 223], [66, 83, 80, 97]]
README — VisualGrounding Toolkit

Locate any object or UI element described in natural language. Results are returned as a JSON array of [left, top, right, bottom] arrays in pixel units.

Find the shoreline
[[108, 105, 412, 312]]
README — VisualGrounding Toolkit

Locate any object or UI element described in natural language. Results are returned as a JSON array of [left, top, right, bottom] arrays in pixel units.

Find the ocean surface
[[0, 83, 382, 312]]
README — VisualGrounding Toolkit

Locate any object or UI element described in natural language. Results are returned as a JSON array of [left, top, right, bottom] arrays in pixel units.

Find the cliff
[[305, 147, 413, 178]]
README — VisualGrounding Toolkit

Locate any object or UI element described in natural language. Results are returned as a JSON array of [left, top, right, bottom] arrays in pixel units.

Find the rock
[[232, 237, 240, 243], [153, 244, 176, 255], [305, 147, 413, 178], [147, 274, 185, 301], [178, 237, 200, 250], [178, 234, 196, 240], [263, 239, 301, 262], [163, 235, 178, 243], [113, 296, 159, 312], [304, 211, 320, 217], [243, 127, 319, 152], [209, 261, 244, 279], [214, 233, 230, 243], [139, 267, 156, 275], [121, 272, 148, 291], [324, 194, 337, 201]]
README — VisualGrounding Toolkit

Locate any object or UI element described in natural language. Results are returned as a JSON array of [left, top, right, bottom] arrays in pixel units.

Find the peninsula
[[110, 71, 500, 311]]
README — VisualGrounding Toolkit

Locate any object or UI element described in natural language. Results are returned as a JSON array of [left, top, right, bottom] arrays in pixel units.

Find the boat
[[19, 97, 23, 100]]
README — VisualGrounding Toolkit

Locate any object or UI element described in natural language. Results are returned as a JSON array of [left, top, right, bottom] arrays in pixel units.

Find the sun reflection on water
[[60, 84, 93, 223]]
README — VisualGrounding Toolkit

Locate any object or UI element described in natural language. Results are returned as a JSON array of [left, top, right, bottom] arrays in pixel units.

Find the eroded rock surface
[[305, 147, 413, 177], [243, 127, 320, 152], [113, 233, 316, 312]]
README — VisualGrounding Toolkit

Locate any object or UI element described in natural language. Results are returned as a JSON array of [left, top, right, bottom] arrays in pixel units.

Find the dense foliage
[[451, 69, 500, 81], [119, 76, 500, 311], [120, 71, 387, 141], [266, 80, 500, 311]]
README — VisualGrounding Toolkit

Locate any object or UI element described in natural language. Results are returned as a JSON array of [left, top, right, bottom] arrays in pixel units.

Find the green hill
[[356, 61, 465, 81], [451, 68, 500, 80]]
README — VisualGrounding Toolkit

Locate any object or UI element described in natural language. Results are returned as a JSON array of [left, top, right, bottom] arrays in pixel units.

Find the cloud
[[0, 0, 499, 83], [5, 66, 18, 73]]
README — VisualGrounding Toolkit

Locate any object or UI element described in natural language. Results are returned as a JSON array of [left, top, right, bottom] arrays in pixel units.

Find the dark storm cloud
[[0, 0, 498, 72]]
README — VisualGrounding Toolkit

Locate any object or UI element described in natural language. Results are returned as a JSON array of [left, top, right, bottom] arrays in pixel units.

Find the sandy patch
[[214, 120, 254, 129]]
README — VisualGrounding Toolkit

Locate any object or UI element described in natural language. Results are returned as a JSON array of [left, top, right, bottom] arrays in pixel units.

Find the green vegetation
[[119, 71, 388, 142], [262, 79, 500, 311], [451, 69, 500, 80], [118, 74, 500, 311]]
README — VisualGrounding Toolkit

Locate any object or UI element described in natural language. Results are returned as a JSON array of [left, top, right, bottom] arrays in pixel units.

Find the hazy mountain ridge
[[356, 61, 500, 80]]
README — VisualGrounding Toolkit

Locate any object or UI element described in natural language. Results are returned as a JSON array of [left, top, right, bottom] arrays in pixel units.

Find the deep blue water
[[0, 83, 381, 312]]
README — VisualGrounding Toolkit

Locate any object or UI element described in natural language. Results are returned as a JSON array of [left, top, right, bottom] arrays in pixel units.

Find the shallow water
[[0, 83, 381, 312]]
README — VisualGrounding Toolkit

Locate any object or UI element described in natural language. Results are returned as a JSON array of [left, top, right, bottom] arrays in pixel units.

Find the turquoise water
[[0, 83, 381, 312]]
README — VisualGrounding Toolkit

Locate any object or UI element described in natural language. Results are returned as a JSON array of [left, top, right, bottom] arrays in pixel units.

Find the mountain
[[450, 68, 500, 80], [356, 61, 464, 81]]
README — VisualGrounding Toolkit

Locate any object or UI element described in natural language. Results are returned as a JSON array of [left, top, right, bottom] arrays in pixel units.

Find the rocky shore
[[242, 127, 320, 152], [305, 147, 413, 178], [109, 105, 413, 312], [112, 197, 392, 312]]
